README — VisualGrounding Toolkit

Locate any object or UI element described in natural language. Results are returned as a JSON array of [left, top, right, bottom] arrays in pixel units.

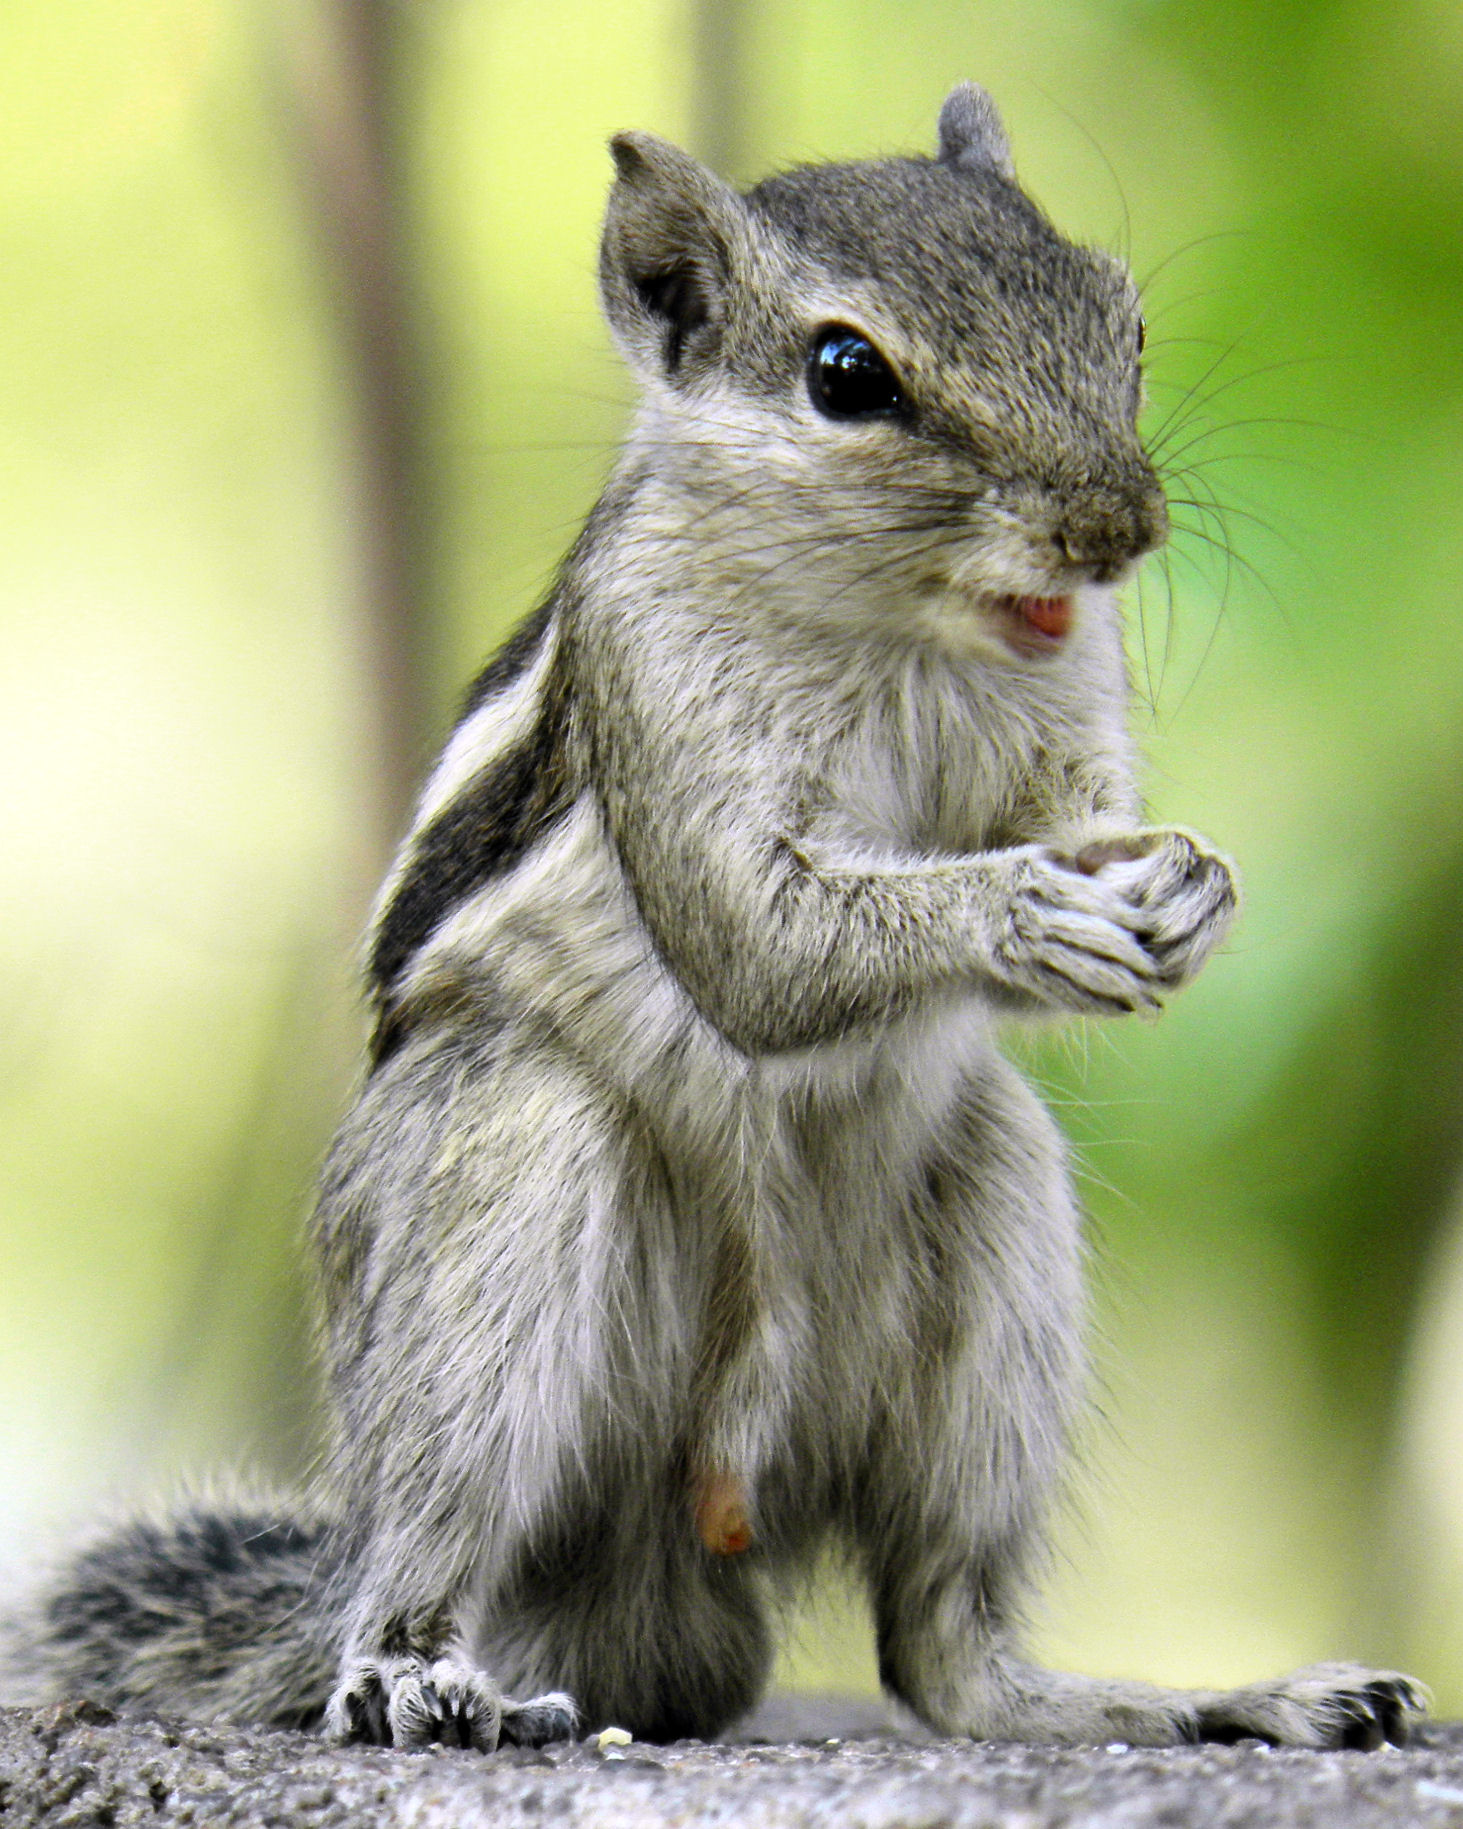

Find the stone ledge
[[3, 1698, 1462, 1828]]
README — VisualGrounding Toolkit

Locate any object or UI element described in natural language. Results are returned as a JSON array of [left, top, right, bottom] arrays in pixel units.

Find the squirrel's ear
[[936, 82, 1015, 182], [600, 132, 746, 377]]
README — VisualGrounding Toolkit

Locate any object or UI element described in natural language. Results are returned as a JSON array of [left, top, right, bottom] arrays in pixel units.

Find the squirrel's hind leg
[[892, 1651, 1426, 1749], [859, 1054, 1426, 1748], [315, 1024, 718, 1749]]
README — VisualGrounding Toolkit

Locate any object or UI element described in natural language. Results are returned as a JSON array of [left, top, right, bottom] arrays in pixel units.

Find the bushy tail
[[1, 1500, 341, 1731]]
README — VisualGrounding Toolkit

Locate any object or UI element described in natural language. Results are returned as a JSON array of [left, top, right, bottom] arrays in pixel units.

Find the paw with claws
[[1193, 1664, 1428, 1749], [325, 1654, 578, 1752], [989, 827, 1237, 1015]]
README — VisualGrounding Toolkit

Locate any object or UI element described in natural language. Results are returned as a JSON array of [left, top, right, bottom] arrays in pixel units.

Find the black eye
[[807, 326, 906, 420], [1136, 314, 1147, 357]]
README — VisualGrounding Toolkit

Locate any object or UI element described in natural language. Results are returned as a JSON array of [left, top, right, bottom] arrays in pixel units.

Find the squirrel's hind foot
[[1192, 1664, 1428, 1750], [325, 1654, 579, 1752]]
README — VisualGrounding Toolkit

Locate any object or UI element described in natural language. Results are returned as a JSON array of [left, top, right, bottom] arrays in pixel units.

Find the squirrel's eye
[[807, 327, 906, 420], [1136, 314, 1147, 357]]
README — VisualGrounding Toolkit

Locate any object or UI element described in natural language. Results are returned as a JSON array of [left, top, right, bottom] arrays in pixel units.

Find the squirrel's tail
[[1, 1499, 341, 1730]]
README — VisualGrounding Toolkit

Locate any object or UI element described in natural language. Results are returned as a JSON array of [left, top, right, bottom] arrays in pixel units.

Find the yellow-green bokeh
[[4, 0, 1463, 1714]]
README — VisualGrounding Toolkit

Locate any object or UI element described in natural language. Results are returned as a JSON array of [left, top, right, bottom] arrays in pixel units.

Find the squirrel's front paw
[[987, 845, 1162, 1015], [326, 1654, 578, 1752], [1061, 827, 1238, 991], [989, 829, 1236, 1016]]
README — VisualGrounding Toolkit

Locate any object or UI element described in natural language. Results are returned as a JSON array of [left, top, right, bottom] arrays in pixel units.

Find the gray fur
[[0, 85, 1425, 1752], [937, 80, 1016, 181]]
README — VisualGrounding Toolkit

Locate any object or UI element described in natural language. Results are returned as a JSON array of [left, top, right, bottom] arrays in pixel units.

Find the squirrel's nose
[[1052, 475, 1168, 584]]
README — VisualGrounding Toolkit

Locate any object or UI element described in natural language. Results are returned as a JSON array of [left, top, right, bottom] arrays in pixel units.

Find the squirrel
[[0, 82, 1426, 1752]]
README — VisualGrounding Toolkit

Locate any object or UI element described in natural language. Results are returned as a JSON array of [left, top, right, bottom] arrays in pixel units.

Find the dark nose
[[1052, 470, 1168, 584]]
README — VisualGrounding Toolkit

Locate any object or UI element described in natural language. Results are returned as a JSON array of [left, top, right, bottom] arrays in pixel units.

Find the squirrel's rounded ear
[[936, 82, 1015, 182], [600, 132, 747, 378]]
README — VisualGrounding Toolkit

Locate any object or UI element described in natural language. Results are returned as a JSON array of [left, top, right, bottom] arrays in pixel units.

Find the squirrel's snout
[[1050, 476, 1168, 584]]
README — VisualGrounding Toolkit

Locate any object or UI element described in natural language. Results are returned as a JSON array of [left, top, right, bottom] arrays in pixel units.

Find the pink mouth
[[993, 593, 1074, 654]]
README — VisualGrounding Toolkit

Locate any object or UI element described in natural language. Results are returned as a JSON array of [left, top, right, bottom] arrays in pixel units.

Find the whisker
[[1166, 518, 1282, 617], [1165, 493, 1301, 560], [1137, 228, 1253, 296]]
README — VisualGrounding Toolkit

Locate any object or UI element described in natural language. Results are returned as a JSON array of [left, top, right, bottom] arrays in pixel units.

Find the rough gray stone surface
[[4, 1698, 1463, 1828]]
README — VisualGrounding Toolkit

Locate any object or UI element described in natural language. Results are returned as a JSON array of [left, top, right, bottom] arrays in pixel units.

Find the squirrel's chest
[[811, 660, 1055, 855], [681, 1012, 988, 1512]]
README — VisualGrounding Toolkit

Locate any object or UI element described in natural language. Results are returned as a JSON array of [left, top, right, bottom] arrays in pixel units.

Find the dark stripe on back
[[461, 595, 554, 717], [367, 625, 574, 1056], [370, 722, 570, 990]]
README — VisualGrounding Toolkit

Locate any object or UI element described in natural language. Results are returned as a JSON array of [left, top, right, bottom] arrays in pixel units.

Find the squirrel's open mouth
[[988, 593, 1074, 655]]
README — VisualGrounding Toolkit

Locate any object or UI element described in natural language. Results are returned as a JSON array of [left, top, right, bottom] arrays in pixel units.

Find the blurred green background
[[4, 0, 1463, 1713]]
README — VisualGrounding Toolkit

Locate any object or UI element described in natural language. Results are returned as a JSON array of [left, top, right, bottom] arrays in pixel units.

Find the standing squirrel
[[1, 84, 1425, 1751]]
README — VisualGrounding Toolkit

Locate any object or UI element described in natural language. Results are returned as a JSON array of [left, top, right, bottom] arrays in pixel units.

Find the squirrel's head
[[598, 84, 1165, 657]]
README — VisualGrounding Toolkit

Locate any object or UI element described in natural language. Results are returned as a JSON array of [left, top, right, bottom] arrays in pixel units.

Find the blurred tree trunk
[[277, 0, 438, 882], [134, 0, 448, 1475], [689, 0, 753, 183]]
